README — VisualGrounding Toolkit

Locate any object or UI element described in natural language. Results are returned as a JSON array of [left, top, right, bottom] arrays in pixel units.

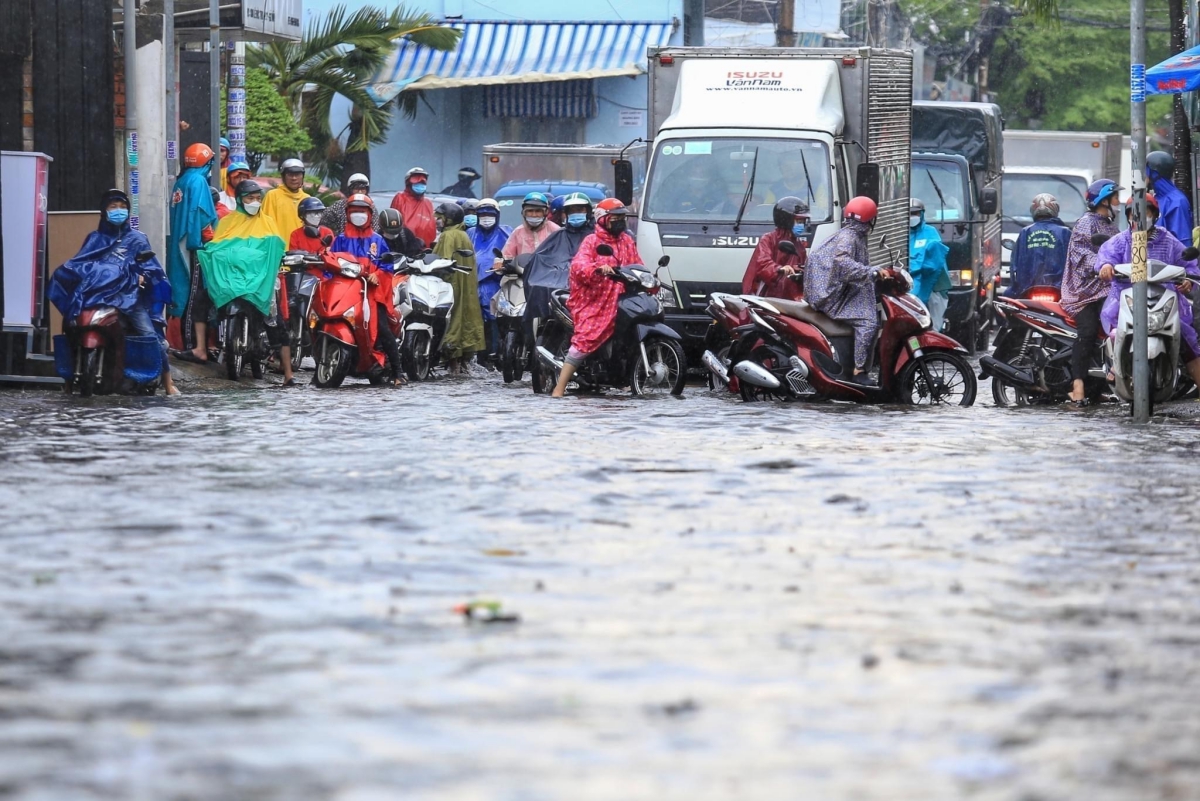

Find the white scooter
[[490, 247, 531, 384], [1107, 259, 1187, 405], [394, 251, 471, 381]]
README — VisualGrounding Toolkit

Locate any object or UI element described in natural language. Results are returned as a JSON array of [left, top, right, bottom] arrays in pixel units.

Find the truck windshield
[[643, 138, 832, 224], [1003, 173, 1089, 227], [911, 160, 967, 223]]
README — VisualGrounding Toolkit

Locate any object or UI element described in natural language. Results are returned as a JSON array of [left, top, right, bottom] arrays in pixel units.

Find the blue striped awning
[[367, 20, 676, 105]]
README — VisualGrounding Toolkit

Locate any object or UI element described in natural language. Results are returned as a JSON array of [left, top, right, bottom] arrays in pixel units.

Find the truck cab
[[910, 101, 1003, 353], [999, 167, 1092, 282]]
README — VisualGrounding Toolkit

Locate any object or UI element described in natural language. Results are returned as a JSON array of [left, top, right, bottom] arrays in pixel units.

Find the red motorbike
[[305, 250, 395, 388], [54, 251, 163, 396], [705, 238, 977, 405]]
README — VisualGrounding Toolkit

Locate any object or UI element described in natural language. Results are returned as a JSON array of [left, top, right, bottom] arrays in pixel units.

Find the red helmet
[[183, 143, 215, 168], [1127, 194, 1160, 215], [843, 196, 877, 225], [595, 197, 628, 233]]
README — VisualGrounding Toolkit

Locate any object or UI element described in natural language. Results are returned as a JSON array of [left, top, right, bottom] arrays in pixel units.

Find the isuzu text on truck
[[614, 46, 914, 355]]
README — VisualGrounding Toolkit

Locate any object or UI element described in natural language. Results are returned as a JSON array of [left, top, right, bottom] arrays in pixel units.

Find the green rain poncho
[[197, 204, 287, 315], [437, 223, 485, 359]]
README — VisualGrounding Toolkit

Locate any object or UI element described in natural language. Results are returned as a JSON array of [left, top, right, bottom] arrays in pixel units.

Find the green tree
[[248, 4, 461, 187], [222, 68, 312, 173]]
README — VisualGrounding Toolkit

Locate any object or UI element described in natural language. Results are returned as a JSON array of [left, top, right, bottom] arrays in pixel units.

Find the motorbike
[[394, 251, 472, 381], [490, 247, 532, 384], [53, 251, 163, 396], [218, 267, 288, 382], [533, 246, 686, 397], [307, 250, 392, 388], [281, 252, 324, 372], [706, 237, 977, 405], [1106, 259, 1188, 408]]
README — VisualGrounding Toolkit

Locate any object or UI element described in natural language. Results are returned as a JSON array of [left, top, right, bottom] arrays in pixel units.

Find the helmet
[[298, 196, 326, 219], [843, 196, 878, 224], [406, 166, 430, 183], [183, 143, 215, 168], [595, 198, 628, 233], [346, 193, 374, 210], [436, 201, 464, 226], [477, 197, 500, 216], [1086, 179, 1119, 210], [100, 188, 130, 209], [549, 196, 566, 214], [378, 208, 405, 236], [522, 191, 550, 210], [461, 199, 480, 215], [457, 167, 481, 180], [280, 158, 305, 175], [236, 179, 264, 198], [219, 137, 230, 151], [909, 197, 925, 215], [346, 173, 370, 190], [1030, 193, 1059, 220], [1127, 194, 1161, 216], [227, 160, 251, 179], [1147, 151, 1175, 179], [773, 196, 811, 229], [561, 191, 593, 211]]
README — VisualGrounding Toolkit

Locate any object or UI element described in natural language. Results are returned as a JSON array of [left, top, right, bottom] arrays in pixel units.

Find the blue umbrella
[[1146, 44, 1200, 94]]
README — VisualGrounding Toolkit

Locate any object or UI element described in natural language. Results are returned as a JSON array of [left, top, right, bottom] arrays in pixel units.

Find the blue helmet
[[220, 137, 230, 150], [1086, 179, 1119, 210], [522, 191, 550, 209], [549, 195, 565, 214], [297, 196, 326, 220]]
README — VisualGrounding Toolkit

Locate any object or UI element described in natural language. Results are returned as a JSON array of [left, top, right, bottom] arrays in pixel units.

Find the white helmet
[[347, 172, 369, 189], [280, 158, 305, 175]]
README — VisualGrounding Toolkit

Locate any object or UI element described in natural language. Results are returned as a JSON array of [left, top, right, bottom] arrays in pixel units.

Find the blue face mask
[[792, 223, 806, 237], [463, 214, 478, 228], [567, 213, 588, 227], [411, 183, 427, 195], [107, 209, 130, 226]]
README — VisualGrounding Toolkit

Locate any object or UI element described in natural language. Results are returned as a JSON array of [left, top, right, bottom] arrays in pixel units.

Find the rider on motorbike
[[741, 196, 808, 300], [503, 192, 560, 258], [49, 189, 178, 395], [908, 198, 951, 332], [803, 196, 891, 386], [377, 208, 426, 260], [470, 198, 512, 369], [434, 202, 485, 373], [331, 195, 404, 386], [1096, 194, 1200, 387], [1061, 179, 1121, 404], [1007, 193, 1070, 298], [289, 197, 333, 254], [551, 199, 641, 397], [200, 179, 296, 386], [1147, 151, 1192, 247]]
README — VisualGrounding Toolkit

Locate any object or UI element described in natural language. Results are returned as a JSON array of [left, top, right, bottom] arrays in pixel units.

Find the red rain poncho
[[567, 228, 642, 355]]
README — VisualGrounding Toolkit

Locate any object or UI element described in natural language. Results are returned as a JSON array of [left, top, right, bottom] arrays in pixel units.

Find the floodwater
[[1, 370, 1199, 801]]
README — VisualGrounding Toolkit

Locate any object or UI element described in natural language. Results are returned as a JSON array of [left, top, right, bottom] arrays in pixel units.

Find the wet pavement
[[1, 368, 1199, 801]]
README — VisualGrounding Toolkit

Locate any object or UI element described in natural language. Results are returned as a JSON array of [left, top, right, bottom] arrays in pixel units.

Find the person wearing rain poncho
[[520, 193, 595, 345], [434, 202, 485, 373], [1146, 151, 1192, 247], [166, 142, 219, 362], [49, 189, 179, 395], [468, 198, 512, 368], [198, 179, 296, 386]]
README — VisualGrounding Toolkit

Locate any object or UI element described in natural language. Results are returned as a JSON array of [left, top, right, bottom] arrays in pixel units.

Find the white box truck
[[1000, 130, 1122, 278], [616, 46, 913, 352]]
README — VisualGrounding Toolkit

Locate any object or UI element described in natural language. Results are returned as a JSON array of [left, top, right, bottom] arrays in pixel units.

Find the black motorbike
[[281, 251, 322, 372], [490, 247, 532, 384], [532, 246, 686, 396]]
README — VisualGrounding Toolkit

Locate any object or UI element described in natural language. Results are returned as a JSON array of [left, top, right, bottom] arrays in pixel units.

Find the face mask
[[793, 222, 807, 236], [525, 214, 545, 228], [304, 213, 323, 228], [567, 213, 588, 227], [244, 201, 262, 216], [411, 183, 427, 195], [463, 214, 478, 228], [607, 218, 627, 236], [107, 209, 130, 226], [479, 217, 496, 230], [349, 212, 369, 227], [909, 215, 922, 228]]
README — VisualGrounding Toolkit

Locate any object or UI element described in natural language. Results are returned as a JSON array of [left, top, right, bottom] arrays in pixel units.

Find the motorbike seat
[[1020, 298, 1075, 327], [766, 298, 855, 337]]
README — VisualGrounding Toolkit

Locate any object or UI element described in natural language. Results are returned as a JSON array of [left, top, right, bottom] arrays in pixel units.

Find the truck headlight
[[659, 286, 679, 308], [951, 269, 974, 287]]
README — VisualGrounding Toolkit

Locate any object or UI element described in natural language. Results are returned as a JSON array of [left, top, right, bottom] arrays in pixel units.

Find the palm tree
[[249, 4, 461, 187]]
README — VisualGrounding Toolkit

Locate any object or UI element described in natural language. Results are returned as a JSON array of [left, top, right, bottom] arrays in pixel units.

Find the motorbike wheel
[[502, 330, 519, 384], [403, 329, 432, 381], [290, 321, 306, 373], [313, 335, 351, 388], [225, 314, 245, 381], [630, 337, 687, 397], [899, 352, 977, 406], [79, 348, 100, 398]]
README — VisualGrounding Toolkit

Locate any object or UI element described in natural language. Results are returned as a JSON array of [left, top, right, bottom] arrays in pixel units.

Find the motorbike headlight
[[1148, 309, 1168, 332], [339, 258, 362, 278], [343, 306, 356, 324], [635, 270, 657, 290]]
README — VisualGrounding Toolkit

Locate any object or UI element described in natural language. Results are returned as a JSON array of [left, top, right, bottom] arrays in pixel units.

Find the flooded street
[[2, 372, 1200, 801]]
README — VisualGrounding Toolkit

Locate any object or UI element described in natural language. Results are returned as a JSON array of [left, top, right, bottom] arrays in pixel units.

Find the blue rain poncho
[[470, 223, 511, 320], [166, 165, 218, 316]]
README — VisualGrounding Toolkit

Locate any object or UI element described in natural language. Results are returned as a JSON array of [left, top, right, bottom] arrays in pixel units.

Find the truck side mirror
[[1001, 238, 1014, 251], [979, 187, 999, 216], [855, 163, 880, 203], [614, 159, 635, 206]]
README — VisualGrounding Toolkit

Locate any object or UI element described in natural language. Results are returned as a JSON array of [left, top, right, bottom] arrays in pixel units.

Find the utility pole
[[209, 0, 221, 190], [683, 0, 704, 46], [776, 0, 797, 47], [1131, 0, 1151, 422], [124, 0, 140, 229], [165, 0, 177, 180]]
